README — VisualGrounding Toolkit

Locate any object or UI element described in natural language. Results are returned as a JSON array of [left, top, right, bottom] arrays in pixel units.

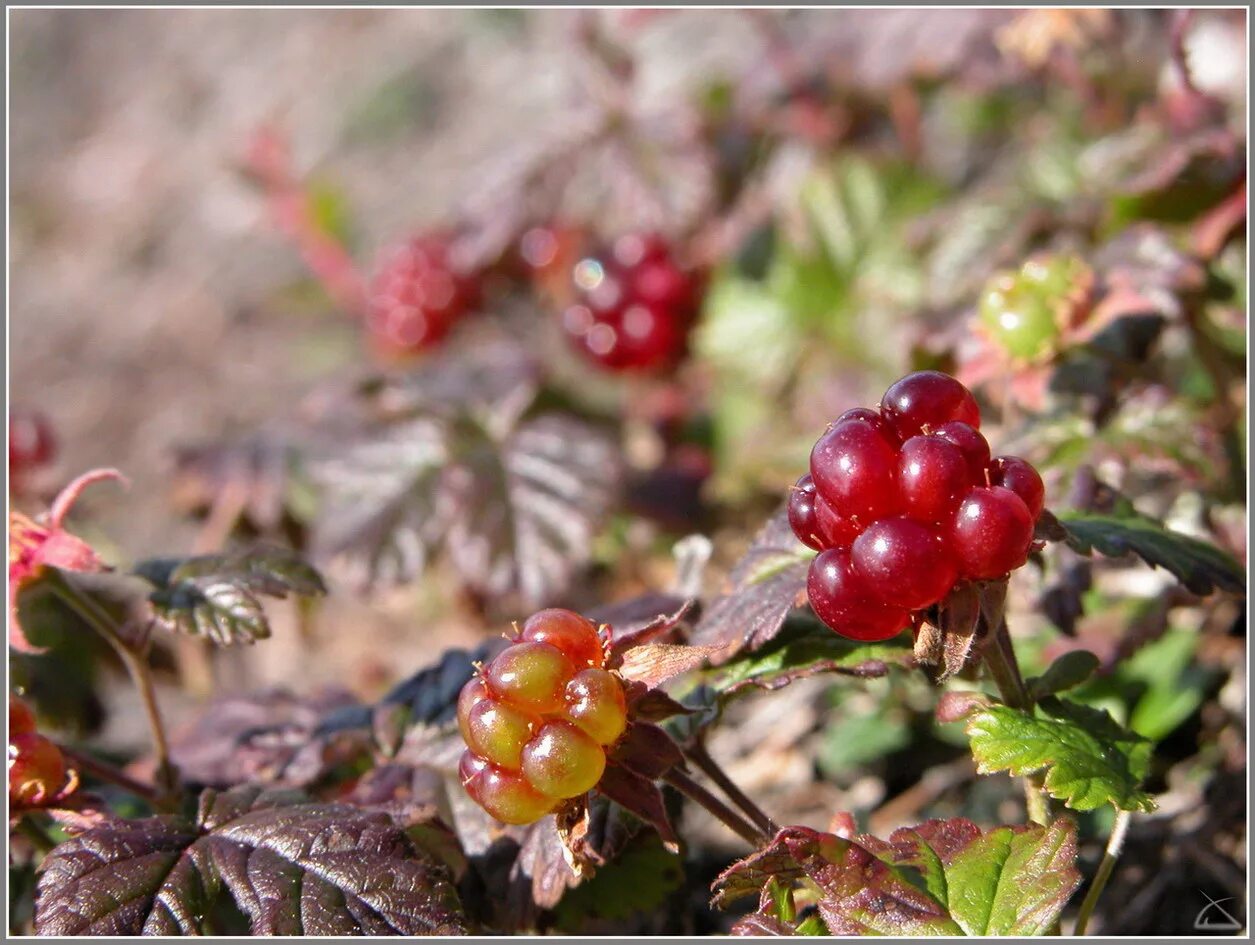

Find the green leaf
[[1028, 649, 1101, 700], [957, 698, 1156, 813], [135, 547, 326, 646], [1121, 629, 1216, 742], [553, 833, 682, 929], [1056, 511, 1245, 597], [878, 818, 1082, 935], [710, 618, 914, 695]]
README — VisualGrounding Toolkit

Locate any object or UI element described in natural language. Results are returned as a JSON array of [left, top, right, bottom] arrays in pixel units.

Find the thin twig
[[49, 579, 178, 802], [983, 619, 1032, 711], [683, 741, 779, 838], [1074, 809, 1132, 935], [58, 745, 162, 807], [663, 767, 766, 848]]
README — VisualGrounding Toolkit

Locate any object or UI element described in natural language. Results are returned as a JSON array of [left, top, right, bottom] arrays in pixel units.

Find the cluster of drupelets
[[789, 371, 1044, 641], [366, 225, 702, 372], [456, 608, 628, 825]]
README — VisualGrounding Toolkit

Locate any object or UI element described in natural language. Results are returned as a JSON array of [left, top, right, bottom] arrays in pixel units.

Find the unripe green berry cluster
[[457, 609, 627, 825]]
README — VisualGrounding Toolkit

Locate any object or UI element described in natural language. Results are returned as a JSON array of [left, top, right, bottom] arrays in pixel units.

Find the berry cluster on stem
[[789, 371, 1044, 641]]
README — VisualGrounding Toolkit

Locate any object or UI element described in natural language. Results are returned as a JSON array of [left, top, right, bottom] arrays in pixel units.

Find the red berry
[[897, 435, 971, 525], [564, 236, 699, 373], [458, 750, 489, 788], [834, 407, 901, 447], [366, 233, 478, 356], [631, 258, 694, 307], [880, 371, 981, 439], [521, 720, 606, 799], [563, 668, 627, 745], [485, 642, 574, 714], [814, 495, 863, 547], [8, 733, 66, 807], [10, 697, 36, 737], [456, 676, 490, 746], [521, 609, 604, 669], [851, 517, 958, 610], [9, 410, 57, 474], [611, 232, 670, 269], [990, 456, 1045, 520], [950, 486, 1035, 580], [616, 302, 685, 369], [933, 421, 992, 483], [788, 475, 827, 551], [810, 419, 901, 521], [807, 549, 910, 641], [471, 766, 557, 825]]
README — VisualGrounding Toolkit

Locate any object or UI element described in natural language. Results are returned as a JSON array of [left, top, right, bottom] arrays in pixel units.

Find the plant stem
[[49, 579, 178, 802], [1073, 809, 1132, 935], [683, 742, 779, 838], [14, 815, 55, 856], [117, 644, 178, 800], [983, 619, 1032, 710], [58, 745, 162, 807], [663, 767, 766, 848], [983, 618, 1053, 825]]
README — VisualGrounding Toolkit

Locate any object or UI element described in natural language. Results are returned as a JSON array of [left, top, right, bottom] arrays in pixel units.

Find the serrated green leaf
[[1056, 511, 1245, 597], [879, 818, 1082, 935], [136, 547, 326, 646], [959, 698, 1156, 813]]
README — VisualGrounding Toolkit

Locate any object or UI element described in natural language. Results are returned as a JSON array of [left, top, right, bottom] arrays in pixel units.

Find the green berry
[[979, 254, 1090, 363], [464, 698, 537, 772], [521, 720, 606, 799], [471, 766, 557, 825], [485, 642, 574, 714], [563, 668, 627, 745]]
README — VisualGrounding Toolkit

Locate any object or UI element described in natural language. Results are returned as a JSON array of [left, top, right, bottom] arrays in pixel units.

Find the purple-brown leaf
[[35, 786, 466, 936], [690, 504, 814, 659]]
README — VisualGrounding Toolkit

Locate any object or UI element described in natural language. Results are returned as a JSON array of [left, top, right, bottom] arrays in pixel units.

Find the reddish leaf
[[166, 688, 368, 789], [596, 765, 680, 854], [601, 595, 696, 660], [607, 721, 684, 780], [615, 642, 726, 688], [35, 786, 466, 935], [311, 345, 621, 607], [713, 826, 960, 935], [622, 681, 695, 722], [690, 504, 813, 659]]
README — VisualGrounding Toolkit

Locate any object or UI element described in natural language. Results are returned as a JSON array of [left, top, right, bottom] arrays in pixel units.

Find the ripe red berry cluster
[[8, 696, 68, 808], [560, 233, 702, 373], [457, 609, 627, 825], [9, 409, 57, 494], [365, 232, 480, 359], [789, 371, 1044, 641]]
